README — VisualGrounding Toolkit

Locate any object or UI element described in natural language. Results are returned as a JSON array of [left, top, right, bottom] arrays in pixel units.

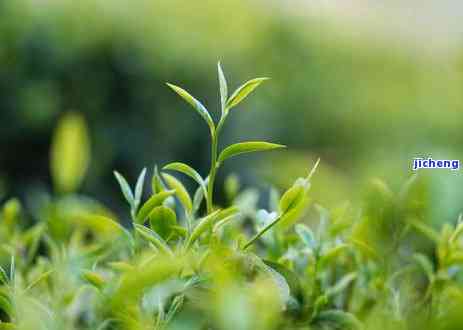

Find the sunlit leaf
[[162, 173, 193, 214], [82, 270, 106, 290], [134, 224, 173, 256], [136, 190, 175, 224], [314, 310, 362, 330], [50, 112, 90, 193], [148, 206, 177, 239], [186, 210, 221, 249], [166, 83, 215, 133], [218, 141, 285, 164], [295, 224, 317, 250], [134, 168, 147, 211], [226, 77, 269, 110], [218, 62, 228, 115], [114, 171, 134, 208], [163, 162, 206, 195]]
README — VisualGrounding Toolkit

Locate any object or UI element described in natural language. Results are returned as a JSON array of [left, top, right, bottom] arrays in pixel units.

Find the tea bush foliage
[[1, 66, 463, 330]]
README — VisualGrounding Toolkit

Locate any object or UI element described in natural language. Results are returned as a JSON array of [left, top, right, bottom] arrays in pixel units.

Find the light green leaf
[[295, 224, 317, 250], [413, 253, 434, 282], [82, 270, 106, 290], [50, 112, 90, 193], [186, 210, 221, 249], [163, 162, 206, 194], [327, 273, 357, 298], [114, 171, 134, 208], [134, 224, 173, 256], [166, 83, 215, 133], [136, 190, 176, 224], [320, 244, 349, 267], [152, 165, 164, 194], [134, 168, 147, 210], [148, 206, 177, 239], [315, 310, 362, 330], [192, 185, 205, 215], [278, 178, 310, 229], [162, 173, 193, 214], [218, 62, 228, 115], [218, 141, 285, 164], [226, 77, 269, 110]]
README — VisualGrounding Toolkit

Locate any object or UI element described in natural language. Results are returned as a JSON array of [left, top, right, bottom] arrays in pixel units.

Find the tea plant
[[1, 65, 463, 330]]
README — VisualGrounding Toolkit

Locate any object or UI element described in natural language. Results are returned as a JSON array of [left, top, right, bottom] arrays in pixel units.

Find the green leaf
[[192, 185, 205, 215], [134, 168, 147, 210], [218, 141, 285, 164], [82, 270, 106, 290], [278, 178, 310, 229], [162, 173, 193, 214], [166, 83, 215, 133], [148, 206, 177, 239], [314, 310, 362, 330], [263, 260, 303, 301], [186, 210, 221, 249], [295, 224, 317, 250], [320, 244, 349, 267], [163, 162, 206, 195], [218, 62, 228, 115], [114, 171, 134, 208], [327, 273, 357, 298], [152, 165, 164, 194], [0, 266, 8, 285], [134, 224, 173, 256], [136, 190, 175, 224], [226, 77, 269, 111], [413, 253, 434, 282], [50, 112, 90, 193]]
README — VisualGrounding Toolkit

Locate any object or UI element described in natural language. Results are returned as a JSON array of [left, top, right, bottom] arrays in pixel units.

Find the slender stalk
[[206, 115, 227, 215], [243, 215, 282, 250], [206, 132, 218, 214]]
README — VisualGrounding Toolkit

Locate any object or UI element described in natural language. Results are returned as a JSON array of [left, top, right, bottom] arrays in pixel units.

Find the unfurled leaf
[[0, 266, 8, 285], [278, 178, 310, 229], [163, 162, 206, 194], [134, 224, 173, 256], [134, 168, 147, 210], [166, 83, 215, 133], [50, 112, 90, 193], [108, 261, 134, 273], [82, 270, 106, 290], [264, 260, 303, 301], [413, 253, 434, 282], [226, 77, 269, 110], [114, 171, 134, 208], [192, 185, 205, 215], [218, 141, 285, 164], [315, 310, 362, 330], [152, 165, 164, 194], [162, 173, 193, 214], [327, 273, 357, 298], [218, 62, 228, 114], [186, 210, 221, 249], [136, 190, 176, 224], [2, 198, 21, 230], [320, 244, 349, 267], [148, 206, 177, 239], [295, 224, 317, 250]]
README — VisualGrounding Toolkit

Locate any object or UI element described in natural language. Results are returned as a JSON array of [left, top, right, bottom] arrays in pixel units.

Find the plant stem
[[243, 215, 282, 250], [206, 115, 226, 215]]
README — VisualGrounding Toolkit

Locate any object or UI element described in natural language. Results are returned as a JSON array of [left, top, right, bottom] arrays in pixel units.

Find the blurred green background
[[1, 0, 462, 224]]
